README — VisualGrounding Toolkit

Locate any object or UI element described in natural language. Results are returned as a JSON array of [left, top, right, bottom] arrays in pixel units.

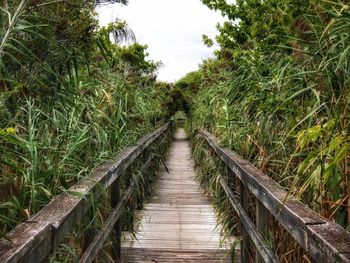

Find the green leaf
[[336, 45, 350, 71], [333, 144, 349, 164]]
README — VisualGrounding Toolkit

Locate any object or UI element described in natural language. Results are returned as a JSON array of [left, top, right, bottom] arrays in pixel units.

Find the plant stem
[[0, 0, 27, 59]]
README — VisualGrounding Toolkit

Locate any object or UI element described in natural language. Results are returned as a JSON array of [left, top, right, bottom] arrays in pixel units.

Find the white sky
[[97, 0, 224, 82]]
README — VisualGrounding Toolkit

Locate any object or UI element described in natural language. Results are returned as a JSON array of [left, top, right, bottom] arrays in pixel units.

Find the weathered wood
[[200, 130, 350, 263], [106, 153, 154, 262], [124, 167, 134, 232], [80, 183, 134, 263], [137, 153, 156, 206], [122, 129, 235, 260], [111, 177, 121, 262], [82, 207, 96, 262], [220, 177, 279, 263], [306, 223, 350, 263], [239, 180, 251, 262], [0, 124, 169, 263], [227, 165, 235, 190], [256, 200, 269, 263], [122, 247, 237, 262]]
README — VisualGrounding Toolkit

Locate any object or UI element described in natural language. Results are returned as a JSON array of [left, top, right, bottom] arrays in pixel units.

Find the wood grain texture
[[0, 124, 169, 263], [122, 248, 240, 263], [199, 130, 350, 263], [122, 128, 237, 262]]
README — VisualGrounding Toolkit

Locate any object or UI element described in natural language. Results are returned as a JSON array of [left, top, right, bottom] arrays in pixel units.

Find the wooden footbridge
[[122, 128, 233, 262], [0, 121, 350, 263]]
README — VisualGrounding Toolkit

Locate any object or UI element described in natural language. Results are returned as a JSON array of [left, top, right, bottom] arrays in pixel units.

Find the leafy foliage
[[178, 0, 350, 249], [0, 0, 170, 241]]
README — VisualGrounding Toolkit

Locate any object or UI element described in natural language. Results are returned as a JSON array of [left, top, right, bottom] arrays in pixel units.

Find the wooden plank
[[306, 223, 350, 262], [95, 154, 156, 263], [200, 130, 350, 263], [256, 199, 269, 263], [82, 207, 96, 260], [240, 180, 251, 262], [227, 165, 235, 191], [111, 176, 121, 262], [125, 167, 134, 232], [122, 247, 237, 263], [80, 183, 134, 263], [220, 177, 278, 263], [122, 128, 236, 259], [0, 124, 169, 263]]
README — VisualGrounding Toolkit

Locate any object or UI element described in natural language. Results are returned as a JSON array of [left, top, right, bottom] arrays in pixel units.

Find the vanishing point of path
[[122, 128, 236, 262]]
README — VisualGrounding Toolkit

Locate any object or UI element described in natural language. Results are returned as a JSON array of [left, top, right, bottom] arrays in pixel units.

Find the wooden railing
[[0, 123, 172, 263], [199, 130, 350, 263]]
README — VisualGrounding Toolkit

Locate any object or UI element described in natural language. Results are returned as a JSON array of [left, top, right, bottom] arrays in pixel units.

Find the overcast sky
[[97, 0, 224, 82]]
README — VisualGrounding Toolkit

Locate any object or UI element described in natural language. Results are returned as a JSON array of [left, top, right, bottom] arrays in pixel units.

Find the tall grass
[[171, 4, 350, 261], [49, 128, 172, 262], [177, 1, 350, 260], [0, 0, 170, 238], [0, 68, 167, 232], [184, 0, 350, 229]]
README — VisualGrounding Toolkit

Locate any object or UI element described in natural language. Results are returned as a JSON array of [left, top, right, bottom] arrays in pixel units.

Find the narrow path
[[122, 128, 235, 262]]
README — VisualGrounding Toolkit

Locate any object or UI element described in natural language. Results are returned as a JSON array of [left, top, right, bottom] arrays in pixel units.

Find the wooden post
[[240, 181, 250, 262], [126, 198, 134, 232], [111, 177, 121, 262], [169, 120, 174, 133], [137, 151, 147, 210], [227, 165, 238, 258], [256, 200, 269, 263], [125, 167, 134, 232], [226, 166, 235, 190], [82, 201, 96, 262]]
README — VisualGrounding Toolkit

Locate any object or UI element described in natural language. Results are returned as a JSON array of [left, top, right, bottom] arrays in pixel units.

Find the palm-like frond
[[112, 19, 135, 44]]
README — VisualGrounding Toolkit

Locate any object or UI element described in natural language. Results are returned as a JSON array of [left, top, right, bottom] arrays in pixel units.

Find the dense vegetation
[[0, 0, 171, 240], [175, 0, 350, 256], [1, 0, 350, 261], [180, 0, 350, 228]]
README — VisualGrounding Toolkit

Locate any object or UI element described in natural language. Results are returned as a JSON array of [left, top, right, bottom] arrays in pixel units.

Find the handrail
[[0, 123, 171, 263], [199, 130, 350, 263], [79, 153, 155, 263]]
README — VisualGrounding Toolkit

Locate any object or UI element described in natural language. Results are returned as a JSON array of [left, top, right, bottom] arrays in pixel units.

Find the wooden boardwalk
[[2, 124, 349, 263], [122, 128, 235, 262]]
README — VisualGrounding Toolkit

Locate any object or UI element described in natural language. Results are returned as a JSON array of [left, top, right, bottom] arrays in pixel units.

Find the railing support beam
[[227, 166, 235, 190], [240, 181, 250, 262], [199, 130, 350, 263], [125, 167, 134, 232], [256, 200, 269, 263], [111, 177, 121, 262], [82, 206, 96, 263]]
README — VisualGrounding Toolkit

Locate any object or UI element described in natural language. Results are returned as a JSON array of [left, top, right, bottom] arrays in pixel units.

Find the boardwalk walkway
[[122, 128, 234, 262]]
